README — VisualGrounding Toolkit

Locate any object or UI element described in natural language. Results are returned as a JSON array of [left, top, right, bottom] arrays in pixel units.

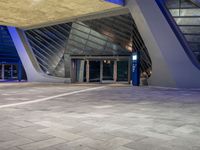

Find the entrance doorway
[[0, 63, 23, 82], [103, 60, 114, 81], [89, 61, 101, 82], [72, 57, 130, 83], [117, 61, 129, 81]]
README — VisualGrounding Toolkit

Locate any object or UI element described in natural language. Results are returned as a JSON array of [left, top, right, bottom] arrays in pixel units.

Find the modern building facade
[[0, 0, 200, 88]]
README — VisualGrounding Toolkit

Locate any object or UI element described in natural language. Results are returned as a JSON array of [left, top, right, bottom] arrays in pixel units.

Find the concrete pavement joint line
[[0, 86, 106, 109]]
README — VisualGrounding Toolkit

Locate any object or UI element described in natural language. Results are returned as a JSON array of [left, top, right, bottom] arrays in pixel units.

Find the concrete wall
[[8, 27, 71, 83], [127, 0, 200, 88]]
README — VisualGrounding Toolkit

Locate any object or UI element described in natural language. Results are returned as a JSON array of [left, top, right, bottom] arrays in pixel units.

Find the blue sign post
[[104, 0, 125, 6], [132, 51, 140, 86]]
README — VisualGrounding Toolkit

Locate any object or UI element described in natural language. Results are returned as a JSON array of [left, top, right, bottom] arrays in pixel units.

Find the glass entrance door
[[89, 61, 101, 82], [103, 60, 114, 81], [4, 64, 12, 80], [0, 64, 20, 81], [75, 58, 130, 83], [117, 61, 128, 81], [12, 64, 18, 80]]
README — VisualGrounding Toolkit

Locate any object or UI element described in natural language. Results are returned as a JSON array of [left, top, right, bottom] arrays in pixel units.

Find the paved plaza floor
[[0, 83, 200, 150]]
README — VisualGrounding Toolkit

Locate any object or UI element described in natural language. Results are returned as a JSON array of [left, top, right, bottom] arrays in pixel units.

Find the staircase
[[166, 0, 200, 62]]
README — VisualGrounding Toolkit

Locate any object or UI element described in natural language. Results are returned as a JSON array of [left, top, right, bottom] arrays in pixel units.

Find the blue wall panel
[[104, 0, 125, 5], [0, 26, 20, 63]]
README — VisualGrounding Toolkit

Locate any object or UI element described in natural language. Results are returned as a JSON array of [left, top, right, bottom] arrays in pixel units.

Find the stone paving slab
[[0, 84, 199, 149]]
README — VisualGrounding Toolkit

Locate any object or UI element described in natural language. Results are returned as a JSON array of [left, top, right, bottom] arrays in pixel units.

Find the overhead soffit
[[0, 0, 122, 29]]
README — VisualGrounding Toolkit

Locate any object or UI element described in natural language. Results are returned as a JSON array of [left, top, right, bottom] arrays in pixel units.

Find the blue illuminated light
[[104, 0, 125, 6]]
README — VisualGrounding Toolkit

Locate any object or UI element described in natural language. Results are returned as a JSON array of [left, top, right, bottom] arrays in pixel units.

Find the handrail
[[155, 0, 200, 70], [190, 0, 200, 8]]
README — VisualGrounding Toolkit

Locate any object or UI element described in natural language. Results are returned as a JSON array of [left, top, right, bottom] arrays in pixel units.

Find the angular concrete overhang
[[0, 0, 126, 29]]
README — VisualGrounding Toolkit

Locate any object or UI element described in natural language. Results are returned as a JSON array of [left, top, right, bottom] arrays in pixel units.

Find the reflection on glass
[[117, 61, 128, 81], [4, 65, 11, 79], [89, 61, 100, 82], [0, 64, 19, 80], [13, 65, 18, 80], [103, 60, 114, 80]]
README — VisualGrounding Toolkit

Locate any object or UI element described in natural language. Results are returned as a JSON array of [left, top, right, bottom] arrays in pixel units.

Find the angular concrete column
[[8, 27, 71, 83], [127, 0, 200, 88]]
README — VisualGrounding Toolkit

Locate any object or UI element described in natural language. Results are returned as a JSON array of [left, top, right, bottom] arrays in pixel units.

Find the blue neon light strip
[[105, 0, 125, 6]]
